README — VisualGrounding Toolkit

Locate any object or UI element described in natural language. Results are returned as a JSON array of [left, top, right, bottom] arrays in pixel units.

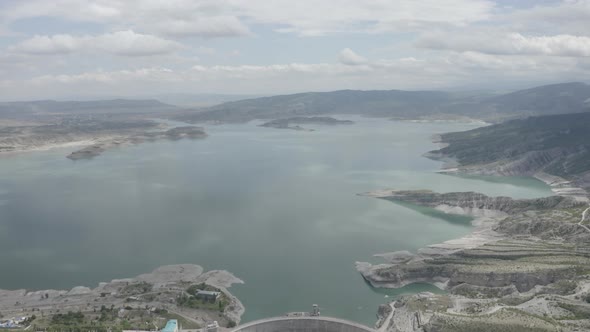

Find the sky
[[0, 0, 589, 101]]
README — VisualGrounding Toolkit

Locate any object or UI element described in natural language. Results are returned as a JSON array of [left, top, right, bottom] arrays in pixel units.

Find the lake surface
[[0, 117, 553, 325]]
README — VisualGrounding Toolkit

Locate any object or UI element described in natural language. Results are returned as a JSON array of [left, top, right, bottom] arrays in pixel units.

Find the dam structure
[[231, 316, 376, 332]]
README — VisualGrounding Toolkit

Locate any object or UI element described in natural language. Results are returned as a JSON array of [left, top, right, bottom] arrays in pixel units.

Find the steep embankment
[[426, 112, 590, 199]]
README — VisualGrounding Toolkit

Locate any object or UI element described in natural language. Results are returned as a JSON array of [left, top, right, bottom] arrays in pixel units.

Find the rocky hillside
[[485, 82, 590, 119], [428, 112, 590, 192], [380, 190, 579, 215]]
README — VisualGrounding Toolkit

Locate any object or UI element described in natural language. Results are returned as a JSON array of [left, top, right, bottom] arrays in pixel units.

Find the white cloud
[[31, 67, 178, 85], [417, 31, 590, 57], [154, 16, 251, 37], [507, 0, 590, 35], [16, 51, 588, 92], [0, 0, 495, 37], [234, 0, 495, 36], [93, 30, 182, 56], [2, 0, 590, 99], [10, 34, 78, 55], [1, 52, 588, 100], [10, 30, 181, 56], [338, 48, 367, 65]]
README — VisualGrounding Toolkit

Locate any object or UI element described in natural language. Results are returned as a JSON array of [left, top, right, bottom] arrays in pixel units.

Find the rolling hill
[[173, 82, 590, 123]]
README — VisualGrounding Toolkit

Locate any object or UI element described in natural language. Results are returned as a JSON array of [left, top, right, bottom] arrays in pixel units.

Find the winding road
[[579, 206, 590, 233]]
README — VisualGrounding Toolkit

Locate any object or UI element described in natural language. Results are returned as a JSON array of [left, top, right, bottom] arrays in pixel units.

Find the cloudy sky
[[1, 0, 590, 100]]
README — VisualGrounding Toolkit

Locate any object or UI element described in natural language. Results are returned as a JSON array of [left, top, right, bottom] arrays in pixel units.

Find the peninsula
[[67, 126, 207, 160], [0, 99, 211, 160], [0, 265, 244, 331]]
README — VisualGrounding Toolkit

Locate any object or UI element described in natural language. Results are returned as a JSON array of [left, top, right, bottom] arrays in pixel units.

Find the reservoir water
[[0, 117, 553, 325]]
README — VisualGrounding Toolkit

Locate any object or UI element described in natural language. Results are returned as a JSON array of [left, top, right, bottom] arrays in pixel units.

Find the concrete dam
[[231, 316, 376, 332]]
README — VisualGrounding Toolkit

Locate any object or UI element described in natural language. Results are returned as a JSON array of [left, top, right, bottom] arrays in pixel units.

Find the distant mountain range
[[172, 82, 590, 123], [1, 82, 589, 125], [0, 99, 178, 120]]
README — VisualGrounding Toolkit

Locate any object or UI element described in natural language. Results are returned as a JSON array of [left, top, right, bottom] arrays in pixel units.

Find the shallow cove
[[0, 116, 553, 325]]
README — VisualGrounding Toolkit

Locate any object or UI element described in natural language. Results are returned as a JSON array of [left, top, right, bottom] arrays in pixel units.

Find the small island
[[259, 116, 354, 131]]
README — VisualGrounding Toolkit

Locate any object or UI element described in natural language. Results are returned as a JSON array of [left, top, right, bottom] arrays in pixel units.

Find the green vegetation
[[550, 280, 578, 295], [51, 311, 85, 325], [40, 306, 191, 332], [177, 286, 229, 312], [121, 281, 153, 295], [557, 303, 590, 320]]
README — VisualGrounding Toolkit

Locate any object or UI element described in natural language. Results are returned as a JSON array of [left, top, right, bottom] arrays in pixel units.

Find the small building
[[206, 321, 219, 332], [162, 319, 178, 332], [311, 304, 320, 316], [195, 290, 220, 302]]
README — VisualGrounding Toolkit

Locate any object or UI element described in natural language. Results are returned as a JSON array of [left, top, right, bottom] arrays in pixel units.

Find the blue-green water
[[0, 117, 553, 325]]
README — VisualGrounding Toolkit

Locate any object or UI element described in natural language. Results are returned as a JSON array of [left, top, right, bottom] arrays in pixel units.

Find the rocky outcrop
[[361, 190, 583, 216], [375, 303, 393, 329], [67, 144, 106, 160]]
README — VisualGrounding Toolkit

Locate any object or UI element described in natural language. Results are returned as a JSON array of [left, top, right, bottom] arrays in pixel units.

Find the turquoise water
[[0, 116, 553, 325]]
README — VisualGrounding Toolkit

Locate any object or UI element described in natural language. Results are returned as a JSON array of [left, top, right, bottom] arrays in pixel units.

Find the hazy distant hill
[[173, 82, 590, 123], [151, 93, 264, 107], [483, 82, 590, 119], [0, 99, 178, 120], [174, 90, 456, 123]]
